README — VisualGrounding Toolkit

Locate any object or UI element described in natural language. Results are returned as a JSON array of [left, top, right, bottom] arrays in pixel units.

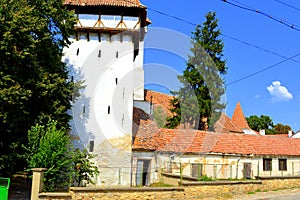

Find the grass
[[149, 182, 174, 187]]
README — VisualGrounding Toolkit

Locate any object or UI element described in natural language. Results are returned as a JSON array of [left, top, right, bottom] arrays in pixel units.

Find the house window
[[279, 159, 287, 171], [263, 158, 272, 171], [191, 163, 202, 178]]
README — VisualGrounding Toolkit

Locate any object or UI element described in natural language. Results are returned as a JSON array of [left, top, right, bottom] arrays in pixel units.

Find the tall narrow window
[[76, 48, 79, 56], [82, 104, 85, 114], [89, 140, 94, 152], [108, 106, 110, 114], [98, 50, 101, 58], [263, 158, 272, 171], [279, 159, 287, 171]]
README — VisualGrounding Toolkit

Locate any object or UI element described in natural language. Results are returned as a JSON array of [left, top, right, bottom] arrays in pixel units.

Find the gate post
[[31, 168, 47, 200]]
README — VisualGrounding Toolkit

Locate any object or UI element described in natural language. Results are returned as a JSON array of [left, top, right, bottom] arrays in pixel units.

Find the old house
[[132, 92, 300, 185]]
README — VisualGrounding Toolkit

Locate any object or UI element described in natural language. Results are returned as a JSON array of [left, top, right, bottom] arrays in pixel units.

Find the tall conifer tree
[[166, 12, 226, 130]]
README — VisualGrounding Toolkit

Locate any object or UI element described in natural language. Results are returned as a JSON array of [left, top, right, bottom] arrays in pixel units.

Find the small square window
[[279, 159, 287, 171], [191, 163, 202, 178], [263, 158, 272, 171]]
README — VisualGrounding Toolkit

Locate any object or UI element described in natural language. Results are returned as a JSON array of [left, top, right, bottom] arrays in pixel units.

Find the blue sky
[[141, 0, 300, 131]]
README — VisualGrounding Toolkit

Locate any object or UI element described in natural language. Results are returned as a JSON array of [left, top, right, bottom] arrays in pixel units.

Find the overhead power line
[[145, 2, 300, 85], [222, 0, 300, 32], [274, 0, 300, 12], [147, 6, 300, 64], [226, 52, 300, 86]]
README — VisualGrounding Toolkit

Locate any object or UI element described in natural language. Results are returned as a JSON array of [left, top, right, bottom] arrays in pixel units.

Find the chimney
[[259, 129, 265, 136], [288, 130, 293, 138]]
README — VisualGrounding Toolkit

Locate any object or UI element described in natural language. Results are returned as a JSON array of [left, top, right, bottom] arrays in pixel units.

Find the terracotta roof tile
[[232, 102, 251, 130], [64, 0, 143, 7], [214, 113, 243, 133], [145, 90, 173, 116], [132, 107, 159, 150], [133, 127, 300, 156]]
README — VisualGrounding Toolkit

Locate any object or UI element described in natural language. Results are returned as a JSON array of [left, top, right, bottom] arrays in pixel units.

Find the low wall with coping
[[33, 167, 300, 200], [38, 178, 300, 200], [38, 187, 185, 200]]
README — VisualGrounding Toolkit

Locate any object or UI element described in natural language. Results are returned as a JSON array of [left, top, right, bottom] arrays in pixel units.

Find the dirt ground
[[8, 171, 30, 200], [232, 188, 300, 200]]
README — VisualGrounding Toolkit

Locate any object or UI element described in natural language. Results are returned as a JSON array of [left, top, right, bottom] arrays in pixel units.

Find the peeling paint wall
[[137, 151, 300, 184]]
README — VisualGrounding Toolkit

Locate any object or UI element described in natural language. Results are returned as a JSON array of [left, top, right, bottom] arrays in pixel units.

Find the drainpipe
[[130, 153, 133, 187], [236, 157, 240, 179]]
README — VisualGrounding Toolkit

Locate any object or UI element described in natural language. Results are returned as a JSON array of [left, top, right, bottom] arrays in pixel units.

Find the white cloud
[[267, 81, 293, 102], [255, 94, 260, 98]]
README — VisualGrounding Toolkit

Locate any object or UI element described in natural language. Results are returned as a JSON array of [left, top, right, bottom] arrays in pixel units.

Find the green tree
[[153, 105, 167, 128], [26, 120, 74, 191], [273, 123, 292, 134], [0, 0, 75, 175], [166, 12, 226, 130], [26, 120, 99, 191], [246, 115, 276, 134]]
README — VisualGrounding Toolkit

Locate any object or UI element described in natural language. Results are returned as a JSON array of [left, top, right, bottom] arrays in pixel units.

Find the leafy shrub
[[72, 148, 99, 187], [26, 120, 98, 191], [198, 174, 213, 181]]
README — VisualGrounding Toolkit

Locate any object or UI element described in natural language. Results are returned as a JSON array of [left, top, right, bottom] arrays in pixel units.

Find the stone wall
[[38, 177, 300, 200]]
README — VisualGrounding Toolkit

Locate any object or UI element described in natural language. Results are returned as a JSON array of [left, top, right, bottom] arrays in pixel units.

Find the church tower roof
[[232, 102, 251, 130], [64, 0, 144, 8]]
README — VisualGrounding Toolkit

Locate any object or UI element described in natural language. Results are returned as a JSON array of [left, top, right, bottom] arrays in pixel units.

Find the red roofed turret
[[232, 102, 251, 130]]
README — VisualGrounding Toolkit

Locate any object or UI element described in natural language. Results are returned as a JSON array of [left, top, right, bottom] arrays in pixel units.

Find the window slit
[[89, 140, 94, 152]]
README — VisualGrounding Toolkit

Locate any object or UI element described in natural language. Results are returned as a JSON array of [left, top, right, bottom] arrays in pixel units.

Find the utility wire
[[274, 0, 300, 12], [147, 7, 300, 64], [222, 0, 300, 31], [146, 2, 300, 85], [226, 52, 300, 86]]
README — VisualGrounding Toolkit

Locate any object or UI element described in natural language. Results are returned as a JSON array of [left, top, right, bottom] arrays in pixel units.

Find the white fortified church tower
[[62, 0, 150, 186]]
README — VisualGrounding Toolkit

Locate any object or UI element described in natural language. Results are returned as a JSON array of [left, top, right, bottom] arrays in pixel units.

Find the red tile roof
[[132, 107, 159, 150], [232, 102, 251, 130], [133, 128, 300, 156], [64, 0, 143, 7], [145, 90, 173, 116], [214, 113, 243, 133]]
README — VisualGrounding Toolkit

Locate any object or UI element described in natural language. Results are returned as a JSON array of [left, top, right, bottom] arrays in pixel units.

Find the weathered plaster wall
[[62, 14, 146, 186], [153, 152, 300, 181]]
